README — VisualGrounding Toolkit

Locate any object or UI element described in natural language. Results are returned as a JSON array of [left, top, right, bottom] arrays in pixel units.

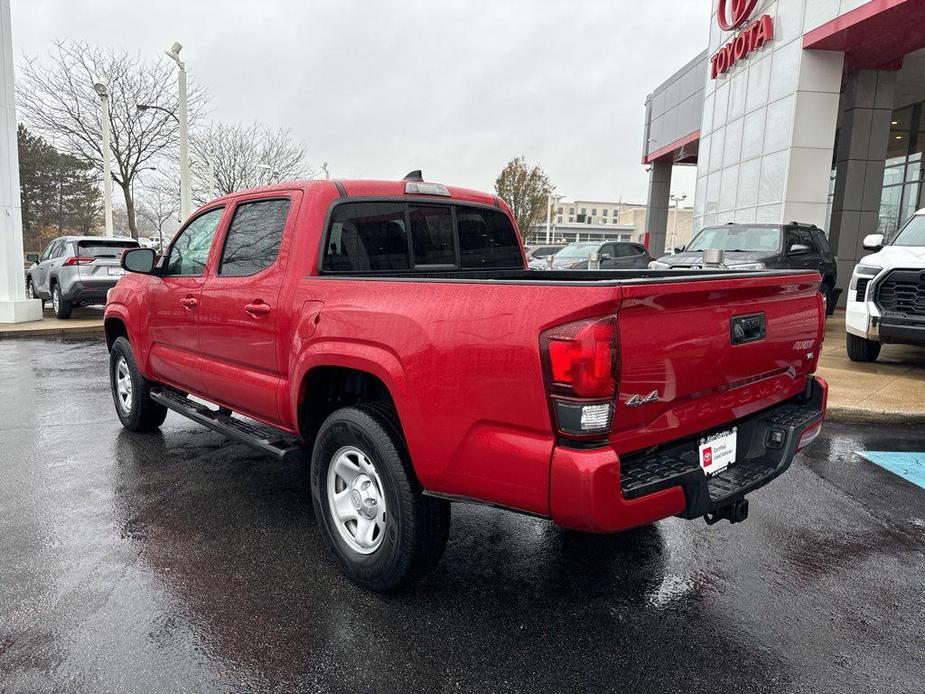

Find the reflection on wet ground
[[1, 339, 923, 693]]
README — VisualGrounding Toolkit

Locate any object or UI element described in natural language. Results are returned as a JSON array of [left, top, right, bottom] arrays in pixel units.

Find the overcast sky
[[11, 0, 711, 204]]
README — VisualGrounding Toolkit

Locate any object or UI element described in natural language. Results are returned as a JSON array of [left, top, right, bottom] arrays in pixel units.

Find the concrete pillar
[[645, 161, 672, 257], [0, 0, 41, 323], [829, 69, 897, 305]]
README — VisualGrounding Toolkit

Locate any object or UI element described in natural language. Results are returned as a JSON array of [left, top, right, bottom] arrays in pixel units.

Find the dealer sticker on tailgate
[[699, 427, 738, 477]]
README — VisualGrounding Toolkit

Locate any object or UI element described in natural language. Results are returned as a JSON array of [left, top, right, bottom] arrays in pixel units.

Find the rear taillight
[[540, 316, 619, 440], [63, 256, 96, 266], [797, 421, 822, 451]]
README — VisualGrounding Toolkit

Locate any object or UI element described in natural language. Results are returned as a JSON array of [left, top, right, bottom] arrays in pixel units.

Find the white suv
[[846, 211, 925, 361]]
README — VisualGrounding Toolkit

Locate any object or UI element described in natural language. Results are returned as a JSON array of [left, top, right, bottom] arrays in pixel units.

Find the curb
[[825, 405, 925, 426], [0, 325, 104, 340]]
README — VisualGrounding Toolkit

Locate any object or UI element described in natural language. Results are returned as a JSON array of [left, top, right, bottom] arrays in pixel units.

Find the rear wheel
[[311, 403, 450, 591], [26, 278, 42, 307], [846, 332, 881, 362], [109, 337, 168, 431], [51, 283, 72, 319]]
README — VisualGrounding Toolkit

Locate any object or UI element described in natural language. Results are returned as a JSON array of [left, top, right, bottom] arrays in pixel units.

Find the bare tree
[[191, 121, 309, 201], [137, 167, 180, 249], [18, 41, 207, 239]]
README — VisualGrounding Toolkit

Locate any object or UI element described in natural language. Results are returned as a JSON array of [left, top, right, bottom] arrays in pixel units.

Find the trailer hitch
[[704, 498, 749, 525]]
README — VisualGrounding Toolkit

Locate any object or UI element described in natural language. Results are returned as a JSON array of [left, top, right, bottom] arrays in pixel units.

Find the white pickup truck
[[846, 210, 925, 361]]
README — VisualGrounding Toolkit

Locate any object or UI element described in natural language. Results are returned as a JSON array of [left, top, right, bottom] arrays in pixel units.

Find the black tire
[[310, 403, 450, 591], [51, 283, 72, 319], [846, 332, 881, 362], [822, 282, 837, 316], [25, 278, 42, 307], [109, 336, 168, 432]]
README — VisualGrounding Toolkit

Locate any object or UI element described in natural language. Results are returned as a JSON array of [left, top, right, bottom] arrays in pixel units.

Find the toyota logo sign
[[710, 2, 773, 79], [717, 0, 758, 31]]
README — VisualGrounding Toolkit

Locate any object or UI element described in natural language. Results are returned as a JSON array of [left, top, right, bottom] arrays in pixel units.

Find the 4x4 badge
[[626, 390, 660, 407]]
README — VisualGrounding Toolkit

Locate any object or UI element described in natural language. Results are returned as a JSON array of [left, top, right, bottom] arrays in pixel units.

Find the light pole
[[93, 78, 114, 237], [165, 42, 191, 221], [545, 193, 566, 245], [669, 193, 687, 253]]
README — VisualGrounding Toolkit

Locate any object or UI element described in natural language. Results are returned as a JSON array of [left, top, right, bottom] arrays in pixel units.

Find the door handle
[[179, 297, 198, 309], [245, 301, 271, 317]]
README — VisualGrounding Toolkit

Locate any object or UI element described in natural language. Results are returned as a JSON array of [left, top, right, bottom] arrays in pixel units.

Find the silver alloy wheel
[[114, 356, 133, 415], [326, 446, 388, 555], [27, 281, 34, 299], [52, 286, 59, 313]]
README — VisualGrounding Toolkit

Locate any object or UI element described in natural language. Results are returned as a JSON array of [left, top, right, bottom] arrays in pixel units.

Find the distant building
[[614, 203, 695, 250], [527, 199, 694, 247]]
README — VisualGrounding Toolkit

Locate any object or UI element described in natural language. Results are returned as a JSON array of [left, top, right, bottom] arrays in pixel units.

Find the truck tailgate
[[611, 271, 823, 454]]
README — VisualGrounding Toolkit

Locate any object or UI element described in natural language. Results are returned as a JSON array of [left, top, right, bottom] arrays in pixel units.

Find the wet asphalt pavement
[[1, 338, 923, 694]]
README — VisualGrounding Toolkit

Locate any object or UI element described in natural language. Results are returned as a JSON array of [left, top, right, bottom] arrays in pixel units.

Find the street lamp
[[164, 42, 191, 221], [136, 103, 179, 123], [93, 77, 114, 237], [669, 193, 687, 253]]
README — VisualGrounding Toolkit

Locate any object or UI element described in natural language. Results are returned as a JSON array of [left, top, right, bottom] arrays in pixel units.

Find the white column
[[0, 0, 42, 323]]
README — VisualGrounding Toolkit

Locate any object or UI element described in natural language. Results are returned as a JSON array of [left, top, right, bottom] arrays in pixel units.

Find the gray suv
[[25, 236, 139, 318]]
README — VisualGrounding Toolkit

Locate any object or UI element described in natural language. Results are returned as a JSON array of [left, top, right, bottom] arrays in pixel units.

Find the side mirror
[[862, 233, 884, 251], [789, 243, 810, 255], [25, 253, 39, 263], [600, 253, 613, 261], [122, 247, 157, 274], [674, 246, 685, 254]]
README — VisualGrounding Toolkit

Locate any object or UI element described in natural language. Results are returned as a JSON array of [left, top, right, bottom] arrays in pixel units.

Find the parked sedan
[[26, 236, 139, 318], [649, 222, 839, 312], [538, 241, 651, 270]]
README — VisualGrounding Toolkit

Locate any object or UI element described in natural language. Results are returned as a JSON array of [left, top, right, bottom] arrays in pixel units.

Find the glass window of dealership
[[642, 0, 925, 304]]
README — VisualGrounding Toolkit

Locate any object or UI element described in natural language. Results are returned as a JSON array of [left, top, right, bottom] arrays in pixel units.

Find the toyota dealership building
[[642, 0, 925, 303]]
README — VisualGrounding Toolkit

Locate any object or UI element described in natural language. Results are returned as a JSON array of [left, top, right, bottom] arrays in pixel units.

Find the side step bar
[[150, 387, 308, 464]]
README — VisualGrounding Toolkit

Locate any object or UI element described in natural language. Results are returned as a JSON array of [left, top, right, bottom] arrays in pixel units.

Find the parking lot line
[[856, 451, 925, 490]]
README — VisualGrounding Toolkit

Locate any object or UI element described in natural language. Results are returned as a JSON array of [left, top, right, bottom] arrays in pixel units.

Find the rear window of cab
[[321, 201, 522, 273]]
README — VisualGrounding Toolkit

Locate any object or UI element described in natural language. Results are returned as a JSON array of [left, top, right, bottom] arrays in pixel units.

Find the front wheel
[[311, 404, 450, 591], [109, 337, 168, 431], [846, 332, 881, 362]]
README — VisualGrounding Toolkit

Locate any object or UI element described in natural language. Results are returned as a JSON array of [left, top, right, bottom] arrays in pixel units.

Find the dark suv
[[537, 241, 651, 270], [650, 222, 839, 311]]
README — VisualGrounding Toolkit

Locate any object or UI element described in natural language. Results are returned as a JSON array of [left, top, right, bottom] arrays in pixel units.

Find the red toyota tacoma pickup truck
[[106, 175, 827, 591]]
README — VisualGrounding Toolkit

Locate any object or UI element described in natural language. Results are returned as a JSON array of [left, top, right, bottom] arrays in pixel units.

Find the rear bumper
[[549, 376, 828, 533], [60, 280, 118, 303]]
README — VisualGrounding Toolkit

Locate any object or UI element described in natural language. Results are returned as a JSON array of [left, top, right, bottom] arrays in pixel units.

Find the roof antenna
[[403, 170, 424, 182]]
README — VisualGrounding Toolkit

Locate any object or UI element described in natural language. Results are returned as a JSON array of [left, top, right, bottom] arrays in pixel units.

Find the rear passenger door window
[[219, 198, 291, 276], [324, 203, 410, 272], [410, 205, 456, 267], [455, 206, 522, 269]]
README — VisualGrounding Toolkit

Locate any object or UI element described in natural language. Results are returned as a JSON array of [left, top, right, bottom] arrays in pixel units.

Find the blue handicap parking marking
[[856, 451, 925, 490]]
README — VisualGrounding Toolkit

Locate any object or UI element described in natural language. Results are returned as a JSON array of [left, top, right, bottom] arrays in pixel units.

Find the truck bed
[[296, 267, 824, 516]]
